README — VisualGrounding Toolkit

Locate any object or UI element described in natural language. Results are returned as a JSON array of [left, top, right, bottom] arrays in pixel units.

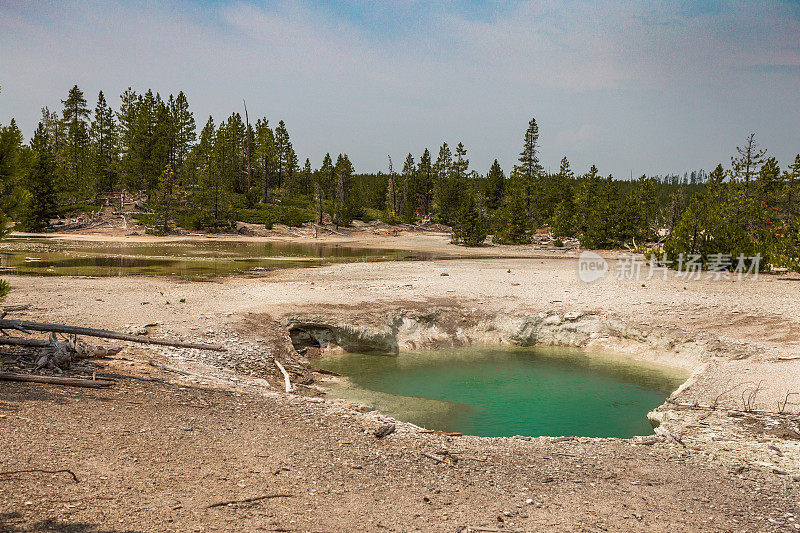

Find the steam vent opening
[[313, 345, 687, 438]]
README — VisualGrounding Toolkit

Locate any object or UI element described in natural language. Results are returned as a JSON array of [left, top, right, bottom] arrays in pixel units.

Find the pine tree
[[90, 91, 118, 192], [433, 142, 452, 219], [170, 91, 196, 174], [318, 153, 334, 223], [731, 133, 767, 190], [550, 157, 577, 237], [515, 117, 543, 217], [453, 142, 469, 182], [518, 118, 542, 179], [333, 154, 355, 227], [156, 164, 175, 233], [621, 176, 659, 243], [0, 120, 22, 203], [401, 153, 416, 222], [484, 159, 505, 211], [274, 120, 291, 188], [574, 165, 627, 248], [128, 89, 157, 191], [61, 85, 91, 200], [19, 123, 58, 231], [754, 156, 782, 232], [492, 185, 529, 244], [213, 112, 245, 194], [298, 158, 313, 196], [196, 116, 227, 227], [254, 118, 275, 201], [731, 133, 766, 225], [386, 155, 399, 217], [786, 154, 800, 219], [434, 142, 463, 225], [0, 86, 16, 300], [451, 194, 487, 246], [149, 94, 174, 191], [117, 88, 139, 191], [417, 148, 433, 219], [664, 164, 754, 263]]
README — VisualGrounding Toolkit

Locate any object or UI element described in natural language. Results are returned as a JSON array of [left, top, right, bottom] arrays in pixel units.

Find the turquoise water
[[314, 346, 686, 438]]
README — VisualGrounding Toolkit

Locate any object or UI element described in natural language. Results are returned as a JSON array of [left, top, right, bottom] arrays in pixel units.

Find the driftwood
[[0, 335, 121, 354], [0, 372, 115, 388], [0, 319, 224, 351], [0, 333, 123, 369], [274, 360, 294, 393]]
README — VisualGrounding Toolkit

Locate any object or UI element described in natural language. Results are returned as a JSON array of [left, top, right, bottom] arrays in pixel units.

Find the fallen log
[[0, 334, 122, 369], [0, 337, 49, 348], [0, 372, 115, 388], [0, 319, 224, 351]]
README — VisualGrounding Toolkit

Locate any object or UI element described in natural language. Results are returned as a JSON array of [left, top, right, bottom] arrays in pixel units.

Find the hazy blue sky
[[1, 0, 799, 177]]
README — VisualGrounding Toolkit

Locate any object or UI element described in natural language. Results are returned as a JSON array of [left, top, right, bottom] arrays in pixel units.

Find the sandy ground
[[2, 229, 800, 531]]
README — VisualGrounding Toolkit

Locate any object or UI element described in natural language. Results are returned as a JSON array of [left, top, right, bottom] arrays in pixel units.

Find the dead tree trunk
[[0, 319, 224, 351], [0, 372, 115, 388]]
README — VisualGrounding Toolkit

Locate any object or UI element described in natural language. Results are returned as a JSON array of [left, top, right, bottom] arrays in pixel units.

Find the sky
[[1, 0, 799, 177]]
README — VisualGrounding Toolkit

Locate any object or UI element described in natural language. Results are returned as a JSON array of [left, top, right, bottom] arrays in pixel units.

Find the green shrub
[[234, 205, 314, 228], [380, 210, 403, 225], [281, 208, 311, 227], [132, 212, 159, 226], [553, 238, 564, 247]]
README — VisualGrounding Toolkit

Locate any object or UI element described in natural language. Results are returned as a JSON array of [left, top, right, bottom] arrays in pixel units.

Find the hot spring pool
[[313, 345, 686, 438]]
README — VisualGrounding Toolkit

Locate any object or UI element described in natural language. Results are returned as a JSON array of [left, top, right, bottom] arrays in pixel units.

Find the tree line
[[0, 85, 798, 270]]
